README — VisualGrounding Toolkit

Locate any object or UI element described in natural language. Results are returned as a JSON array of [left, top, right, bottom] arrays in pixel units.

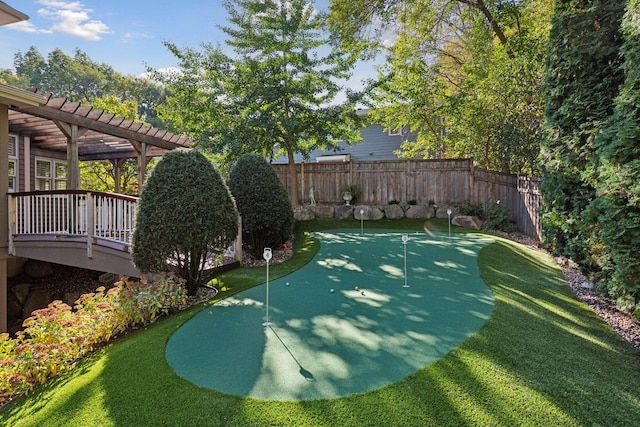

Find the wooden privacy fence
[[273, 159, 542, 240]]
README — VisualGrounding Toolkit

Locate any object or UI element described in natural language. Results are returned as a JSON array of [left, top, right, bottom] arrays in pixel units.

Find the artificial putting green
[[165, 229, 495, 401]]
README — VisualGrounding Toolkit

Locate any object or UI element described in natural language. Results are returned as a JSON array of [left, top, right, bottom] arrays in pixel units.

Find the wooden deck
[[8, 190, 140, 276]]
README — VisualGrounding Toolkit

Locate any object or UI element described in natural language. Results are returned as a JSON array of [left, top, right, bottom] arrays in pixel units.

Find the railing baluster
[[11, 190, 138, 255]]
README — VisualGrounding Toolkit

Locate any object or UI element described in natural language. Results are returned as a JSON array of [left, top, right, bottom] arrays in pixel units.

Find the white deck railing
[[8, 190, 138, 257]]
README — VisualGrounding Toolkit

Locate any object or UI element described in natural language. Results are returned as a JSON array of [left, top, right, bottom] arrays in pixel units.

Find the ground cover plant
[[0, 275, 186, 405], [1, 219, 639, 426]]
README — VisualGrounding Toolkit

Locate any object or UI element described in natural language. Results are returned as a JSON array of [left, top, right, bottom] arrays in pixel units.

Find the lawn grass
[[1, 219, 639, 426]]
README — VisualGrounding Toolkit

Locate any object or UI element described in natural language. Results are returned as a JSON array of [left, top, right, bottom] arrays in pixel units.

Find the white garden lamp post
[[262, 247, 273, 326], [447, 208, 452, 240], [360, 208, 364, 235], [402, 233, 410, 288]]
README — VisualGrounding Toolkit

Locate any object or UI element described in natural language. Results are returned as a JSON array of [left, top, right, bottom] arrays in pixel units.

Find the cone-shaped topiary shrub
[[227, 154, 294, 258], [132, 150, 238, 295]]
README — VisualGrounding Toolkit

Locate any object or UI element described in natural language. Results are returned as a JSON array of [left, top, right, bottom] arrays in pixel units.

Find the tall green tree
[[541, 0, 625, 275], [330, 0, 551, 174], [157, 0, 361, 205], [588, 0, 640, 319], [12, 47, 169, 193], [13, 46, 167, 125]]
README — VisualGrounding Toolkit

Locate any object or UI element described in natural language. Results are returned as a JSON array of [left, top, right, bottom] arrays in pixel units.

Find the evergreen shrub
[[227, 154, 294, 258], [132, 150, 238, 295]]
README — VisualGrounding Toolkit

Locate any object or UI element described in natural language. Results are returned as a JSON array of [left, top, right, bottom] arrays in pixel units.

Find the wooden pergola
[[7, 88, 191, 191], [0, 84, 192, 332]]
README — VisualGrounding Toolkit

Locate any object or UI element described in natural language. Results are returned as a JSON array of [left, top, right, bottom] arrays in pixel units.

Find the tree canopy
[[13, 46, 167, 125], [155, 0, 362, 204], [329, 0, 552, 174]]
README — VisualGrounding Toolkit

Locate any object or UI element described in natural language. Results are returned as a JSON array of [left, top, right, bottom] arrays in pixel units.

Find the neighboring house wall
[[271, 123, 418, 164]]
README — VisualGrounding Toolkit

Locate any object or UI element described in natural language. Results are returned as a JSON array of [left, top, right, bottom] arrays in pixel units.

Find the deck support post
[[86, 192, 94, 258]]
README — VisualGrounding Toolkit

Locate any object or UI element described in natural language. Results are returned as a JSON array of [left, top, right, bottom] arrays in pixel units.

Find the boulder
[[7, 257, 27, 278], [7, 291, 22, 322], [334, 205, 354, 219], [293, 206, 315, 221], [384, 204, 405, 219], [436, 206, 456, 219], [405, 205, 429, 219], [11, 283, 31, 305], [64, 292, 82, 307], [355, 205, 384, 220], [24, 259, 54, 278], [22, 288, 52, 320], [99, 272, 119, 284], [310, 205, 334, 218], [452, 215, 482, 230]]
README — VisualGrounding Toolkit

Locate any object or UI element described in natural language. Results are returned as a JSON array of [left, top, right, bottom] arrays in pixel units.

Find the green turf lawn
[[1, 219, 639, 427]]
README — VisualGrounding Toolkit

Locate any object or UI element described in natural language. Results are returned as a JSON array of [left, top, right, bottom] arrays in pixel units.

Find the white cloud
[[35, 0, 112, 41], [122, 32, 154, 43], [38, 0, 84, 10], [4, 21, 51, 34]]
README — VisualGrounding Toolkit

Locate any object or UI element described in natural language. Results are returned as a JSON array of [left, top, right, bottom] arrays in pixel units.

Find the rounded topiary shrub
[[227, 154, 294, 258], [132, 150, 238, 295]]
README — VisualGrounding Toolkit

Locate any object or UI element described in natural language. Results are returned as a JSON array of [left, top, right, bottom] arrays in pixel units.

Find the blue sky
[[0, 0, 379, 93]]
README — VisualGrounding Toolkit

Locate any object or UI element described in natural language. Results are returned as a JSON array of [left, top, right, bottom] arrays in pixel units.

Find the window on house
[[388, 125, 403, 136], [35, 158, 67, 190], [8, 134, 17, 192]]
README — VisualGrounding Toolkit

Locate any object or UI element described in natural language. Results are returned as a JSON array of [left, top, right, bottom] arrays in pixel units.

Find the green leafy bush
[[484, 200, 512, 232], [458, 201, 485, 217], [132, 150, 238, 295], [341, 184, 362, 203], [227, 154, 294, 258], [0, 275, 186, 405]]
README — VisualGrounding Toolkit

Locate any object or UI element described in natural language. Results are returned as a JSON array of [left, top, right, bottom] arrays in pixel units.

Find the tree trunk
[[287, 147, 299, 206], [460, 0, 514, 58]]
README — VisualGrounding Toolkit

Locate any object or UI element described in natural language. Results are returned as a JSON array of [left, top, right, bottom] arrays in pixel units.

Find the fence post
[[469, 160, 476, 203], [405, 160, 410, 202]]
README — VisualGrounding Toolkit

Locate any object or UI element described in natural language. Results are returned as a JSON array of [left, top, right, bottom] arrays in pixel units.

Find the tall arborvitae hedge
[[132, 150, 238, 295], [589, 0, 640, 320], [541, 0, 626, 276], [227, 154, 294, 258]]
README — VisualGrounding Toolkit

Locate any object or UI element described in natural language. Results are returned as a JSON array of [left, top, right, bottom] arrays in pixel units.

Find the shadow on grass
[[2, 221, 640, 426]]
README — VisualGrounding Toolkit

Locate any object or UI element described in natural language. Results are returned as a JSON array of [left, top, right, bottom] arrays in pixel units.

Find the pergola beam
[[20, 104, 188, 150]]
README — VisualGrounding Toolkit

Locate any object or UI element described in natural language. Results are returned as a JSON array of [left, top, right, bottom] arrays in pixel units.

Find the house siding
[[271, 124, 418, 164]]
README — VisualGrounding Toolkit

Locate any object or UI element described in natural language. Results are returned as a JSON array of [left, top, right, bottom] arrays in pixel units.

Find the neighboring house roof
[[6, 87, 190, 160], [0, 1, 28, 25]]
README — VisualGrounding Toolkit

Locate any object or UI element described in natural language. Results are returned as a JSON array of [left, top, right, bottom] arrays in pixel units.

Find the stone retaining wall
[[294, 203, 455, 221]]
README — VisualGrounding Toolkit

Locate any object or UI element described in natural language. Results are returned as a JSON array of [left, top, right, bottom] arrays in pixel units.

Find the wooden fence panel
[[273, 159, 542, 240], [517, 177, 542, 240]]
